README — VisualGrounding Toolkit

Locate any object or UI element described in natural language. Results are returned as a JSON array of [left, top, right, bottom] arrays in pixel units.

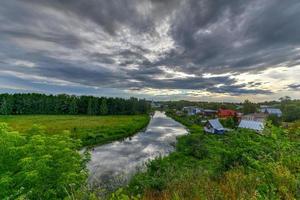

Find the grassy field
[[0, 115, 150, 147]]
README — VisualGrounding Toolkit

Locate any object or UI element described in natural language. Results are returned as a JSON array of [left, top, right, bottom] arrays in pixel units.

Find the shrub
[[0, 123, 88, 199]]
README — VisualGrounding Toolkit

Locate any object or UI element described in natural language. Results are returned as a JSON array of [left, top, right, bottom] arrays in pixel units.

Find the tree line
[[0, 93, 150, 115]]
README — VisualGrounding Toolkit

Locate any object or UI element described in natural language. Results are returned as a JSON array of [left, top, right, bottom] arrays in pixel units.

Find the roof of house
[[183, 106, 200, 109], [260, 105, 271, 108], [238, 120, 264, 131], [208, 119, 224, 130], [242, 112, 268, 118], [203, 109, 217, 112], [218, 109, 237, 116], [265, 108, 282, 115]]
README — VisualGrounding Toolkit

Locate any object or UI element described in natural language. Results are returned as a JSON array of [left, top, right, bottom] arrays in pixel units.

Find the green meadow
[[0, 115, 150, 147]]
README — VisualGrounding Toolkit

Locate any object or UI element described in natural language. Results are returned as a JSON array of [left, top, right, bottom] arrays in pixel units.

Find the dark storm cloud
[[1, 0, 300, 97], [288, 84, 300, 90]]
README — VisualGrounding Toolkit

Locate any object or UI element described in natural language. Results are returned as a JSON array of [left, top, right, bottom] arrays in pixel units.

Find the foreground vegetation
[[0, 115, 150, 147], [0, 113, 150, 199], [0, 123, 88, 199], [115, 111, 300, 200]]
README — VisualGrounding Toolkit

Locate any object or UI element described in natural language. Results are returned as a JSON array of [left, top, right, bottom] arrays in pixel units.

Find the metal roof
[[238, 120, 264, 132], [203, 109, 217, 112], [208, 119, 224, 130], [266, 108, 282, 114]]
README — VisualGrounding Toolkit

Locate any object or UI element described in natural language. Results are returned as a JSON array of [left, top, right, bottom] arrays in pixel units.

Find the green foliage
[[0, 98, 13, 115], [220, 117, 235, 128], [0, 123, 88, 199], [125, 113, 300, 200], [242, 99, 257, 114], [0, 115, 150, 147], [99, 99, 108, 115], [69, 97, 78, 115], [0, 93, 150, 115], [267, 114, 282, 126], [283, 104, 300, 122]]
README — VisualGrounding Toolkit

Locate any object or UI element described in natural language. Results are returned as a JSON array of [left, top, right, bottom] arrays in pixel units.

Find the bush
[[0, 123, 88, 199]]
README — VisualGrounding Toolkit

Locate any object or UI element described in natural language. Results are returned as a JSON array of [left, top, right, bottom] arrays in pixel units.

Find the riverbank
[[0, 114, 150, 147], [118, 110, 300, 200], [87, 111, 188, 195], [0, 114, 151, 200]]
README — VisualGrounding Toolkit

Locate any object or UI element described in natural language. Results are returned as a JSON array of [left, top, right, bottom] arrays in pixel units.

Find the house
[[242, 113, 268, 122], [183, 106, 202, 116], [151, 101, 161, 109], [218, 109, 237, 118], [238, 120, 264, 133], [260, 108, 282, 117], [204, 119, 225, 134], [202, 109, 218, 117]]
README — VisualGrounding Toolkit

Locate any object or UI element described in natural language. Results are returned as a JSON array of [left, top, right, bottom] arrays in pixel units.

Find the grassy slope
[[121, 111, 300, 200], [0, 115, 150, 147]]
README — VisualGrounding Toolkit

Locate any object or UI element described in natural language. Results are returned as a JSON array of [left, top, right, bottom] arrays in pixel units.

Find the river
[[87, 111, 188, 191]]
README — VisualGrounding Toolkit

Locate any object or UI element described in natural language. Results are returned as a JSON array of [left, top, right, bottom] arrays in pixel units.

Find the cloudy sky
[[1, 0, 300, 102]]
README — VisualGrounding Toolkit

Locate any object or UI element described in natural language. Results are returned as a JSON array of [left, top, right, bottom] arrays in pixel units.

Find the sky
[[1, 0, 300, 102]]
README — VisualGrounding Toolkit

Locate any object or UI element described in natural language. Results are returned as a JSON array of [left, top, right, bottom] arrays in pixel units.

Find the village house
[[260, 107, 282, 117], [217, 109, 237, 118], [182, 106, 202, 116], [238, 120, 265, 133], [151, 101, 161, 109], [204, 119, 225, 134], [202, 109, 218, 117], [241, 113, 268, 122]]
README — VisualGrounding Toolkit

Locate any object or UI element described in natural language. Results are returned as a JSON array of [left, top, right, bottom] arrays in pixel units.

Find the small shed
[[204, 119, 225, 134], [238, 120, 264, 133]]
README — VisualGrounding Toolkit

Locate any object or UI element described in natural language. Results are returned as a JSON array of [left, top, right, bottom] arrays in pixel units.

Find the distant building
[[202, 109, 218, 117], [151, 101, 161, 109], [238, 120, 264, 133], [260, 108, 282, 117], [204, 119, 225, 134], [183, 106, 202, 116], [260, 105, 270, 109], [242, 113, 268, 122], [218, 109, 237, 118]]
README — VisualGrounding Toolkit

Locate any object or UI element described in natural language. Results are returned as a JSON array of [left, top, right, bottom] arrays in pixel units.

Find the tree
[[99, 99, 108, 115], [267, 114, 281, 126], [283, 104, 300, 122], [87, 98, 93, 115], [279, 96, 292, 110], [243, 100, 257, 114], [0, 93, 150, 115], [69, 98, 78, 115], [0, 97, 12, 115]]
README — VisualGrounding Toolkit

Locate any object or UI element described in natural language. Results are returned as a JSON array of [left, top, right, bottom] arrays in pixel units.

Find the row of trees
[[0, 93, 150, 115]]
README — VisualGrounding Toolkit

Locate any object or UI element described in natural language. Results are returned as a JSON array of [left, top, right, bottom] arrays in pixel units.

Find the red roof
[[218, 109, 237, 118]]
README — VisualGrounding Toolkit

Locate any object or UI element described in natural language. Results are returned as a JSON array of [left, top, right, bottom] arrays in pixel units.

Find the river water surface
[[87, 111, 188, 190]]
